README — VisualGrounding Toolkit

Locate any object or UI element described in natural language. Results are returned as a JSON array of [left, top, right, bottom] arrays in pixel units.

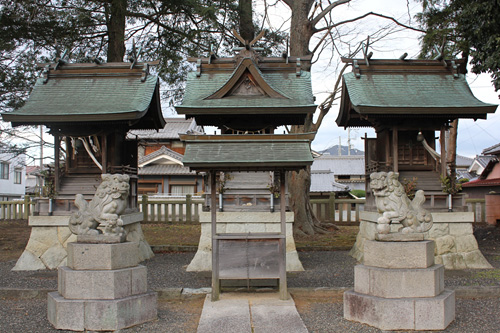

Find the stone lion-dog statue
[[370, 171, 433, 234], [69, 173, 130, 238]]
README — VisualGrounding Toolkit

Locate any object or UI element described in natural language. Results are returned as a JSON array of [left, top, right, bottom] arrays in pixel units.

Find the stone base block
[[58, 265, 147, 299], [364, 240, 434, 269], [344, 289, 455, 331], [67, 242, 140, 270], [354, 264, 444, 298], [48, 291, 157, 331]]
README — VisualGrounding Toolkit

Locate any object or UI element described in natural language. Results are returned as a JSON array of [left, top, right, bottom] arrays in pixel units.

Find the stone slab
[[375, 233, 425, 241], [343, 289, 455, 330], [197, 292, 307, 333], [363, 240, 434, 269], [67, 242, 140, 270], [29, 216, 70, 227], [48, 291, 157, 331], [77, 234, 126, 243], [354, 264, 444, 298], [58, 265, 147, 300], [199, 211, 294, 223]]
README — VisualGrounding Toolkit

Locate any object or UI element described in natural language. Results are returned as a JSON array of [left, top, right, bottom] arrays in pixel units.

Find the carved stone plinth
[[48, 242, 157, 331], [344, 239, 455, 330]]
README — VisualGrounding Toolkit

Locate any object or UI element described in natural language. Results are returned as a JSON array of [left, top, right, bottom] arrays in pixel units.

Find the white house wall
[[0, 153, 26, 199]]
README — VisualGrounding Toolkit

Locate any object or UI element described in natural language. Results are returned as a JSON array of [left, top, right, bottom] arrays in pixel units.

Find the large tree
[[279, 0, 424, 235]]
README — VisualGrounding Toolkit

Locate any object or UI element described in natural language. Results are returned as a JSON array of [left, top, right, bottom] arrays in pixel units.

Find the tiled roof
[[482, 143, 500, 155], [139, 146, 183, 165], [456, 154, 474, 168], [181, 134, 313, 171], [311, 155, 365, 175], [311, 171, 350, 192], [3, 70, 162, 125], [139, 164, 195, 175], [128, 118, 202, 140], [462, 178, 500, 187], [342, 72, 497, 115], [177, 66, 315, 111]]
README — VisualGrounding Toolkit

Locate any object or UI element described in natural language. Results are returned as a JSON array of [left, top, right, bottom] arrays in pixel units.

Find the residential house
[[0, 152, 26, 201], [462, 143, 500, 198], [128, 118, 204, 196], [311, 153, 366, 192]]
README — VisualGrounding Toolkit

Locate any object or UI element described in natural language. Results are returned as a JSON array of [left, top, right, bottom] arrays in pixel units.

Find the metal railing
[[311, 194, 365, 226], [0, 196, 34, 220], [139, 194, 204, 224]]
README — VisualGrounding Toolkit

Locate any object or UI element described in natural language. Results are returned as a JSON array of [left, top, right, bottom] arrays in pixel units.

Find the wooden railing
[[311, 194, 365, 226], [0, 196, 34, 220], [139, 195, 204, 224], [465, 198, 486, 225]]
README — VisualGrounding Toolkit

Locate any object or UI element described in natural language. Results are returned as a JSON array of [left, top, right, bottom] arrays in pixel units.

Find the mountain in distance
[[320, 145, 364, 156]]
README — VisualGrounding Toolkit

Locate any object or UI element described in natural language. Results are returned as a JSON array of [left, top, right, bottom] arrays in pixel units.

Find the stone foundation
[[350, 211, 492, 270], [48, 241, 157, 331], [344, 240, 455, 330], [13, 213, 154, 271], [187, 211, 304, 272]]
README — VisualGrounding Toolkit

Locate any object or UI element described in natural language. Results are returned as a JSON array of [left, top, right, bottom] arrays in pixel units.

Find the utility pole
[[40, 125, 43, 169]]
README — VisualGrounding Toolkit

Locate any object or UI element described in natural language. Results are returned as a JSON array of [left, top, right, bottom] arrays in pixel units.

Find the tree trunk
[[289, 0, 315, 70], [106, 0, 127, 62], [238, 0, 254, 43]]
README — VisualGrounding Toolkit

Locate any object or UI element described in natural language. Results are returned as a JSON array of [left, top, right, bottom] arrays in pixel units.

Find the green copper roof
[[176, 68, 316, 112], [3, 73, 161, 124], [181, 134, 314, 171], [343, 72, 497, 114]]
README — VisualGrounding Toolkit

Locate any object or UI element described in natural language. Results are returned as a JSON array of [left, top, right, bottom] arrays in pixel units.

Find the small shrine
[[3, 59, 165, 330], [177, 35, 315, 300], [337, 56, 497, 211]]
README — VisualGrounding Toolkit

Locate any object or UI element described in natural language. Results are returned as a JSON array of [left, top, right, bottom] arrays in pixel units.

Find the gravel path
[[1, 250, 500, 332]]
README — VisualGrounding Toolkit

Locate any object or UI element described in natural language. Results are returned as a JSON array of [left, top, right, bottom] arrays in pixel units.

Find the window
[[0, 162, 8, 180], [14, 168, 22, 184], [170, 185, 195, 196]]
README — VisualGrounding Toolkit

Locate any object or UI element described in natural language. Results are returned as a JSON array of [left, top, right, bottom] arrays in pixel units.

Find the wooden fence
[[139, 195, 204, 224], [465, 198, 486, 225], [0, 196, 34, 220], [311, 194, 365, 226]]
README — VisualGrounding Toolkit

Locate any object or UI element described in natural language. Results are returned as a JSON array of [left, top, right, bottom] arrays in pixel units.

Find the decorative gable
[[205, 58, 288, 100]]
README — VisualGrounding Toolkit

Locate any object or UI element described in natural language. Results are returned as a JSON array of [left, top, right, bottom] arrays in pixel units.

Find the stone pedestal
[[344, 240, 455, 331], [187, 211, 304, 272], [350, 211, 492, 269], [13, 213, 154, 271], [48, 241, 157, 331]]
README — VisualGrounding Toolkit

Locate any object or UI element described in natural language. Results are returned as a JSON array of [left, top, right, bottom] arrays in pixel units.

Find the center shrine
[[177, 36, 315, 300]]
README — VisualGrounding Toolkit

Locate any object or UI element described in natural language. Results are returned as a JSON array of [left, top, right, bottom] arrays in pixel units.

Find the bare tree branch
[[311, 0, 351, 28], [316, 11, 425, 33]]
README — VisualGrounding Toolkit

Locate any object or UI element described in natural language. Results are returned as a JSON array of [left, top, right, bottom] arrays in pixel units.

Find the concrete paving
[[197, 292, 308, 333]]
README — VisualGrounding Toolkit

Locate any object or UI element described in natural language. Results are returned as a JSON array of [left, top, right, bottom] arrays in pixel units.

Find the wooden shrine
[[3, 61, 165, 214], [177, 41, 315, 300], [337, 57, 497, 211]]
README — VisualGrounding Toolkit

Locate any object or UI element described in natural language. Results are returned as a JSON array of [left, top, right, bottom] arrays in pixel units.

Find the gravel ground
[[1, 250, 500, 332]]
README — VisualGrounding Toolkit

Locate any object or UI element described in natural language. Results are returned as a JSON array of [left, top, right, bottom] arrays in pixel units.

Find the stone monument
[[344, 172, 455, 330], [48, 174, 157, 331]]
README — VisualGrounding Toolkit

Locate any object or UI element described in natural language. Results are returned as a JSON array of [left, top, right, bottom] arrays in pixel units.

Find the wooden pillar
[[440, 127, 447, 177], [279, 170, 288, 300], [102, 135, 108, 174], [54, 134, 60, 192], [384, 130, 390, 168], [392, 127, 398, 173], [210, 171, 220, 301]]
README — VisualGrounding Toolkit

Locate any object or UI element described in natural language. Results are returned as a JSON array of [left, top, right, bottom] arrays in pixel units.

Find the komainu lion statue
[[69, 174, 130, 238], [370, 171, 433, 234]]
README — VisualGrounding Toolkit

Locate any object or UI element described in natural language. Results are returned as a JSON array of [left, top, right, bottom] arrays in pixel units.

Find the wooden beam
[[279, 170, 288, 300], [54, 134, 60, 192], [102, 134, 108, 174], [440, 127, 447, 177], [211, 171, 220, 301], [392, 128, 398, 173]]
